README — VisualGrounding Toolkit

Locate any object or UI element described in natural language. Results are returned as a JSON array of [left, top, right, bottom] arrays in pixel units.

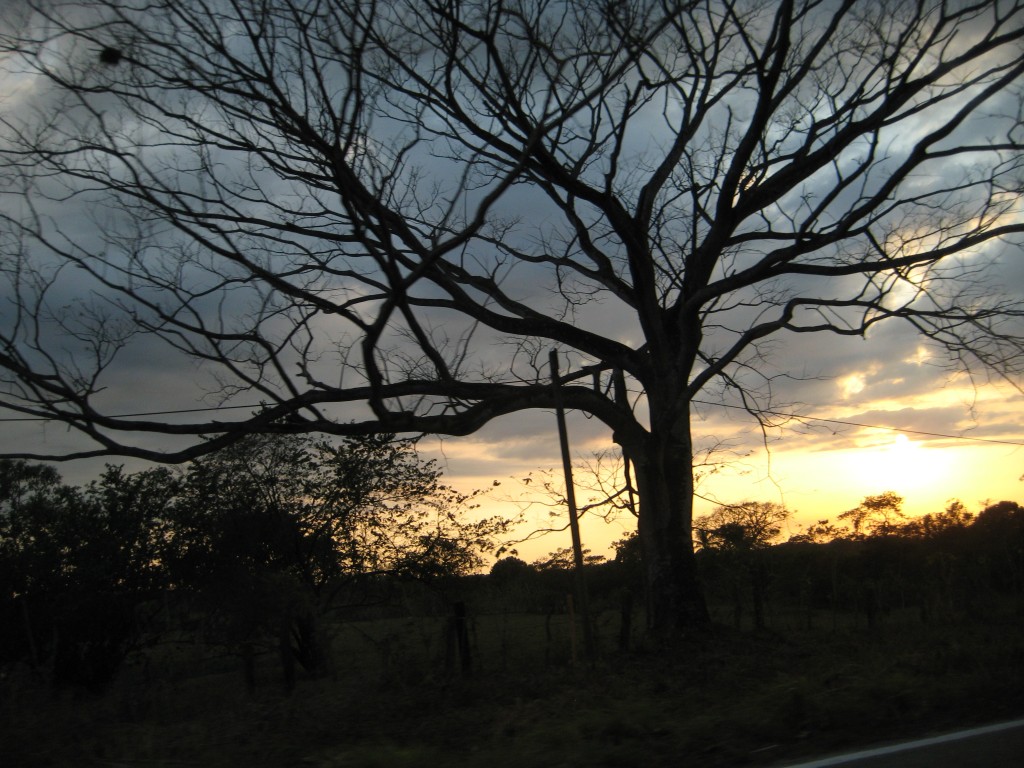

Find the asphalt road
[[780, 718, 1024, 767]]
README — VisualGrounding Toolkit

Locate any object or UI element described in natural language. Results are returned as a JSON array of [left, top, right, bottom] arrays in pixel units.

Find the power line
[[1, 399, 1022, 448], [692, 399, 1024, 448]]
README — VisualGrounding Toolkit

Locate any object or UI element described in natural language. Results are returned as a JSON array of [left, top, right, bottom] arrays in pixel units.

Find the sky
[[422, 331, 1024, 563], [0, 1, 1022, 566], [5, 345, 1022, 565]]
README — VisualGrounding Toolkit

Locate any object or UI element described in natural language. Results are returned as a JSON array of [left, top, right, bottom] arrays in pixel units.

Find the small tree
[[695, 501, 790, 629], [168, 432, 505, 679], [696, 502, 790, 551], [0, 460, 71, 670], [788, 519, 845, 545], [0, 460, 178, 689], [971, 500, 1024, 595], [839, 492, 906, 538], [911, 499, 975, 538]]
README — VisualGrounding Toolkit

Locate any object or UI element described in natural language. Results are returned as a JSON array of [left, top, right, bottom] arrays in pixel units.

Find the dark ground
[[2, 604, 1023, 768]]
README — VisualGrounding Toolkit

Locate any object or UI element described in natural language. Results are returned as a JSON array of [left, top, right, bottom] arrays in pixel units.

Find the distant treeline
[[703, 495, 1024, 632], [489, 493, 1024, 632], [2, 437, 1023, 694]]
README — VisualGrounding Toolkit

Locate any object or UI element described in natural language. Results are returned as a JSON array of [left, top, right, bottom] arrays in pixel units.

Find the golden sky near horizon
[[429, 373, 1024, 565]]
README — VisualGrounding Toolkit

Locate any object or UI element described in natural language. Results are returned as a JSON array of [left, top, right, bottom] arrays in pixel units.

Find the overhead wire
[[1, 399, 1021, 447], [690, 399, 1024, 448]]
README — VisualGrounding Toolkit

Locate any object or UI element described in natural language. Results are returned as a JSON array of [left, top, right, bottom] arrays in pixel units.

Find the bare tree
[[0, 0, 1022, 633]]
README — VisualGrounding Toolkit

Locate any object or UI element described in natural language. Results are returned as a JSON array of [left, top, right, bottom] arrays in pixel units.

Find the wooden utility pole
[[549, 349, 595, 663]]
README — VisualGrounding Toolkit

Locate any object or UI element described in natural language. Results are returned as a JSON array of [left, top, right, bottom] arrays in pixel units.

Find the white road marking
[[782, 717, 1024, 767]]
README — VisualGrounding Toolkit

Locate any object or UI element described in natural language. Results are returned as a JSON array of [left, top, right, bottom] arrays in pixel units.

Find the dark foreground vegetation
[[3, 605, 1024, 768], [2, 442, 1024, 767]]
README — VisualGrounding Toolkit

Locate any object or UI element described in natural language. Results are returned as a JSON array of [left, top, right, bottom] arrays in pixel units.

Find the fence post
[[445, 601, 472, 676]]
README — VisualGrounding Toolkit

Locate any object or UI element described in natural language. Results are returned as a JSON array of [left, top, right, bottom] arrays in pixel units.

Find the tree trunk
[[751, 567, 766, 630], [278, 619, 296, 693], [627, 427, 711, 635], [292, 610, 330, 678]]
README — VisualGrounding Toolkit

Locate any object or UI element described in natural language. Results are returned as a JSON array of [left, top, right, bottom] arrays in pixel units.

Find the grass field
[[2, 600, 1024, 767]]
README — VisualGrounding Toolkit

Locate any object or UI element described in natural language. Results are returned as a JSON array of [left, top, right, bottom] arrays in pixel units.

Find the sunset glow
[[430, 376, 1024, 564]]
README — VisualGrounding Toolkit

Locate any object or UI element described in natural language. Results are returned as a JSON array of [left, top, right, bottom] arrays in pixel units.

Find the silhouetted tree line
[[5, 451, 1022, 693], [772, 496, 1024, 631], [0, 435, 506, 691], [694, 494, 1024, 632], [484, 493, 1024, 640]]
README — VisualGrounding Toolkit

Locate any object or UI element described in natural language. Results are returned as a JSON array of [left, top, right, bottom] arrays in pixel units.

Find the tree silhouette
[[0, 460, 178, 688], [169, 432, 504, 678], [907, 499, 974, 538], [696, 501, 789, 628], [971, 499, 1024, 594], [1, 1, 1022, 632], [0, 459, 72, 669], [839, 491, 907, 538], [696, 501, 790, 551]]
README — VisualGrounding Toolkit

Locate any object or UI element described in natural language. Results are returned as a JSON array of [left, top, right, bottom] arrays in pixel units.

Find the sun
[[890, 433, 914, 456], [857, 432, 952, 496]]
